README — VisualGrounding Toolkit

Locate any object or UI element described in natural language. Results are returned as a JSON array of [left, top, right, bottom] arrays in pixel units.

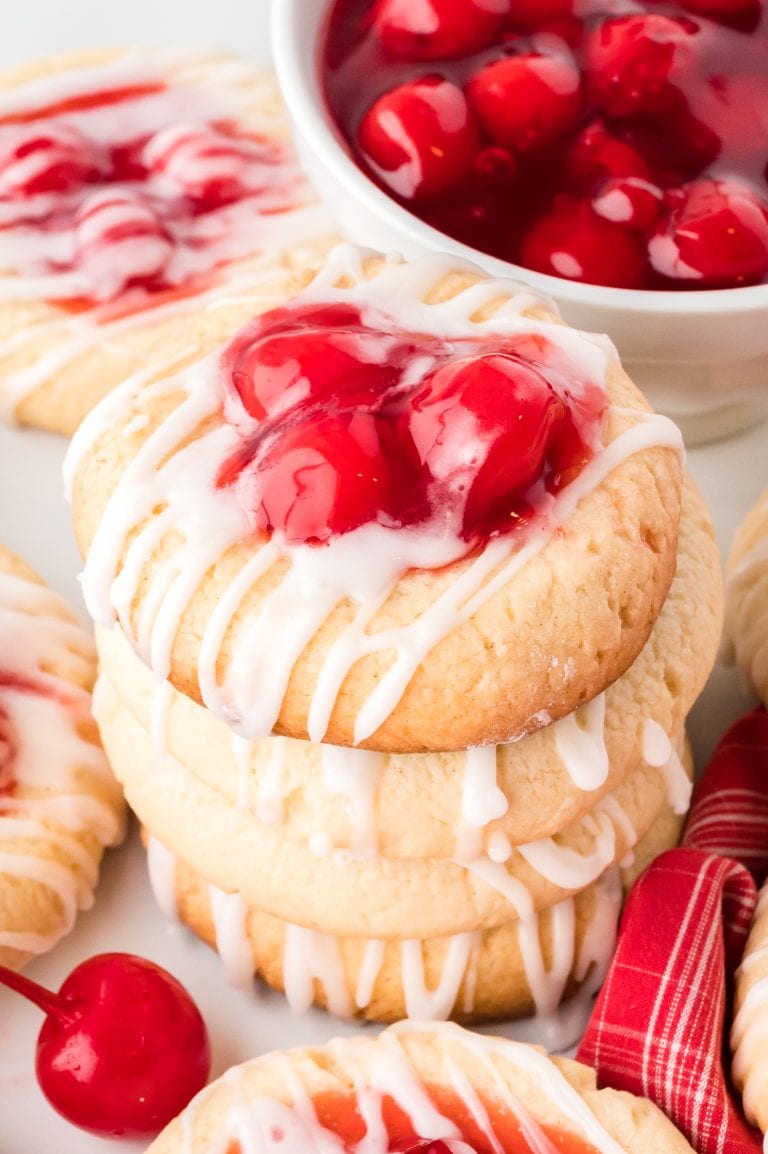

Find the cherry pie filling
[[323, 0, 768, 290], [217, 301, 606, 549], [225, 1088, 605, 1154], [0, 74, 299, 309]]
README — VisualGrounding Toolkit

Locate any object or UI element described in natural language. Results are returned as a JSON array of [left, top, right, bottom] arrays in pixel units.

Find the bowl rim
[[272, 0, 768, 319]]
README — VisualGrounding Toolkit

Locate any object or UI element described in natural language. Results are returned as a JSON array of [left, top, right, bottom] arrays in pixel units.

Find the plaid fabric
[[577, 708, 768, 1154]]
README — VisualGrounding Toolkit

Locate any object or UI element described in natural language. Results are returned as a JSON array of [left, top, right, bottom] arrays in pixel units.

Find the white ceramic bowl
[[272, 0, 768, 443]]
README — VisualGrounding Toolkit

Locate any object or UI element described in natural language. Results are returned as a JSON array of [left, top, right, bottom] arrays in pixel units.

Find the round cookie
[[94, 473, 718, 854], [147, 1021, 695, 1154], [0, 49, 336, 435], [731, 880, 768, 1136], [69, 244, 684, 752], [94, 663, 689, 936], [0, 544, 125, 969], [725, 488, 768, 704], [145, 806, 685, 1024]]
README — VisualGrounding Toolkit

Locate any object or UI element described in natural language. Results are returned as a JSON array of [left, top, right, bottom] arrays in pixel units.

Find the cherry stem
[[0, 963, 77, 1024]]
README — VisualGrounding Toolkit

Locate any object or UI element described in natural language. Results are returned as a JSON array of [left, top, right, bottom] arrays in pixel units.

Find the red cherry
[[407, 354, 567, 538], [466, 52, 581, 153], [255, 411, 396, 543], [0, 122, 103, 198], [592, 176, 663, 232], [372, 0, 507, 60], [143, 122, 257, 207], [564, 120, 651, 193], [74, 190, 173, 298], [0, 953, 210, 1137], [225, 304, 412, 421], [503, 0, 572, 30], [583, 14, 698, 118], [622, 105, 721, 184], [520, 199, 649, 288], [679, 0, 761, 30], [359, 76, 480, 200], [648, 178, 768, 287]]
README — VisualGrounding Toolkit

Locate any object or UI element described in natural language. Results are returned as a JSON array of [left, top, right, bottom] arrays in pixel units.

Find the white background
[[0, 2, 766, 1151]]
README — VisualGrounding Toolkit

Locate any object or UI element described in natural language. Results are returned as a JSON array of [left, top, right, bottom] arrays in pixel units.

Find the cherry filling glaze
[[217, 301, 605, 547], [323, 0, 768, 289], [308, 1088, 604, 1154], [0, 72, 298, 306]]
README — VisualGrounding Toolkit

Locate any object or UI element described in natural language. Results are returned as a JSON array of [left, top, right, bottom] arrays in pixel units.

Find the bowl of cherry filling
[[272, 0, 768, 443]]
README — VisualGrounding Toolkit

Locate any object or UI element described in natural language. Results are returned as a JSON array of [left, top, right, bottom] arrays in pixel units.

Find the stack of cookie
[[68, 246, 723, 1023]]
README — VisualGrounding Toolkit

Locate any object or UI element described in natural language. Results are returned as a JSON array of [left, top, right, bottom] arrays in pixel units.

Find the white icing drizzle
[[66, 245, 683, 750], [643, 720, 692, 815], [207, 1019, 633, 1154], [553, 693, 609, 791], [0, 571, 124, 958], [320, 745, 384, 859], [400, 933, 480, 1021], [146, 834, 179, 922], [355, 939, 387, 1010], [208, 884, 254, 990], [455, 745, 508, 860], [282, 924, 353, 1019], [516, 810, 618, 890]]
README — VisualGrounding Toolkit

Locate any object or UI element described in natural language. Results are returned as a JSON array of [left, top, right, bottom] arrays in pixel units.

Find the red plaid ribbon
[[577, 708, 768, 1154]]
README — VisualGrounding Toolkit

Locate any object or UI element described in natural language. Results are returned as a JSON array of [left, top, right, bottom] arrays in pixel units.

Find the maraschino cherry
[[0, 952, 210, 1137]]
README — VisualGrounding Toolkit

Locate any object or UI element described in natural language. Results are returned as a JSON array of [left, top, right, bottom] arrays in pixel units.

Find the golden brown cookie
[[731, 880, 768, 1137], [93, 658, 688, 937], [143, 807, 685, 1024], [0, 544, 125, 969], [146, 1021, 695, 1154], [725, 487, 768, 704], [70, 245, 684, 752], [93, 473, 718, 854], [0, 49, 336, 434]]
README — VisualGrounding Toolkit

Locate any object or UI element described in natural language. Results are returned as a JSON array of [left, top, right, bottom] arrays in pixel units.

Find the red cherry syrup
[[323, 0, 768, 289], [217, 300, 606, 547], [0, 953, 210, 1137]]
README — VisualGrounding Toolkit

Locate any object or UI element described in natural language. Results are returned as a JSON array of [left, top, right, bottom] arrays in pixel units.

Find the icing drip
[[67, 245, 683, 747], [355, 939, 386, 1010], [320, 745, 384, 859], [643, 721, 692, 815], [208, 884, 254, 990], [400, 933, 480, 1021], [455, 745, 507, 860], [516, 810, 618, 890], [0, 571, 124, 957], [282, 924, 353, 1018], [146, 834, 179, 922], [553, 693, 609, 792]]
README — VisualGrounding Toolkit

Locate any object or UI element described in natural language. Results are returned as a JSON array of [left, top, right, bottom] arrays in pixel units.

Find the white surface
[[273, 0, 768, 440], [0, 2, 766, 1151]]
